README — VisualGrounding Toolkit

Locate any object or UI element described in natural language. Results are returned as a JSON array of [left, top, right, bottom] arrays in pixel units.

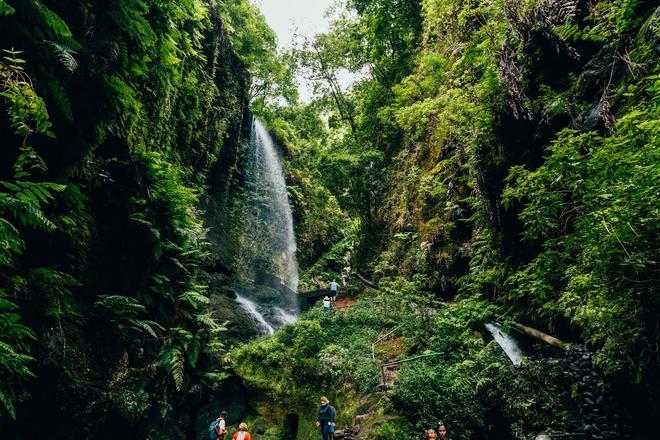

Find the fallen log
[[510, 321, 572, 351], [355, 272, 378, 289]]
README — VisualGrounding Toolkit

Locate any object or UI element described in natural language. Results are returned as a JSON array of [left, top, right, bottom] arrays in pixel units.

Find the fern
[[159, 328, 193, 390], [43, 41, 78, 72], [187, 335, 201, 368], [178, 290, 210, 307], [31, 0, 77, 43], [46, 78, 74, 121], [0, 0, 14, 16], [0, 338, 34, 419], [95, 295, 166, 341], [0, 389, 16, 419], [96, 295, 147, 314], [168, 346, 185, 390], [129, 319, 164, 338], [0, 341, 34, 377]]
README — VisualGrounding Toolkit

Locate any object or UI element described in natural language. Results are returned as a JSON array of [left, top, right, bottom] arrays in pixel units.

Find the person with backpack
[[209, 411, 228, 440], [232, 422, 251, 440], [315, 396, 336, 440], [341, 266, 351, 286]]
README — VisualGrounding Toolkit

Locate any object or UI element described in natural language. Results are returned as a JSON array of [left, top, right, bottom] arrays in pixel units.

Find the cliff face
[[367, 0, 657, 368], [358, 0, 659, 433], [237, 1, 658, 437], [0, 1, 251, 437]]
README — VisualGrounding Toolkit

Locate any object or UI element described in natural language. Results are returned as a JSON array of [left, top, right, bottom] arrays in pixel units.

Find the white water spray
[[235, 293, 275, 336], [485, 322, 525, 365]]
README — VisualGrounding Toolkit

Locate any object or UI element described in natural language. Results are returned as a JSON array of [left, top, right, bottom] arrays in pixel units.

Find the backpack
[[209, 421, 219, 440]]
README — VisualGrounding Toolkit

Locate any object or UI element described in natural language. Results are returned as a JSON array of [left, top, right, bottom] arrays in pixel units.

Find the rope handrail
[[381, 352, 444, 368]]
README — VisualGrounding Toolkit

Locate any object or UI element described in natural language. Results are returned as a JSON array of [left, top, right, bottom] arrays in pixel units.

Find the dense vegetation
[[233, 0, 659, 438], [1, 0, 658, 439], [0, 0, 284, 437]]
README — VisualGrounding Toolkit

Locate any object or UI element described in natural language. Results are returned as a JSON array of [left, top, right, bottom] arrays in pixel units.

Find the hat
[[220, 410, 228, 416]]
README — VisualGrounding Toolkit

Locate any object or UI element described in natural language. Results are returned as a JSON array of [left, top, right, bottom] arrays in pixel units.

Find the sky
[[255, 0, 356, 102], [256, 0, 336, 49]]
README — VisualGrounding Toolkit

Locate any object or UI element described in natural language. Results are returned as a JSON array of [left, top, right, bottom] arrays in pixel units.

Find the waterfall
[[234, 118, 300, 335], [235, 293, 275, 336], [485, 322, 525, 365], [250, 118, 299, 292]]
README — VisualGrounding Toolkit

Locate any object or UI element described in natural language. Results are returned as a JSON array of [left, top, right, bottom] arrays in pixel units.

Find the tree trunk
[[510, 321, 572, 350]]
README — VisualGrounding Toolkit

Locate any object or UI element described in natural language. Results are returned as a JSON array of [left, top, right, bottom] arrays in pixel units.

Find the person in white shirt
[[210, 411, 228, 440], [323, 296, 331, 315]]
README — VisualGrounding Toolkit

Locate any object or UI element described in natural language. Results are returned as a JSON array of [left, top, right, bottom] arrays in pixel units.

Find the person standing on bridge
[[316, 396, 336, 440], [329, 280, 339, 302]]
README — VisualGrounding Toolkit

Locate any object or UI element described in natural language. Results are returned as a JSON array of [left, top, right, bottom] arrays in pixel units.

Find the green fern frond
[[0, 341, 34, 376], [32, 0, 75, 40], [1, 197, 58, 232], [159, 340, 185, 390], [129, 319, 164, 338], [187, 335, 201, 367], [178, 290, 210, 307], [170, 347, 185, 390], [0, 0, 15, 16], [95, 295, 147, 317], [43, 41, 78, 72], [0, 389, 16, 419], [195, 312, 220, 331], [46, 79, 74, 121]]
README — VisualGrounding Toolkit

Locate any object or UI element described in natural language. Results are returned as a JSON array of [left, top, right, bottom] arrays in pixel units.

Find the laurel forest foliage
[[0, 47, 63, 419], [230, 0, 660, 437], [280, 0, 659, 380], [0, 0, 659, 438], [0, 0, 289, 437]]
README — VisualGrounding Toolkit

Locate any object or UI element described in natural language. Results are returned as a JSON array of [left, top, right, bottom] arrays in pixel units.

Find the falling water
[[235, 293, 275, 336], [234, 118, 300, 335], [485, 322, 525, 365], [250, 118, 299, 292]]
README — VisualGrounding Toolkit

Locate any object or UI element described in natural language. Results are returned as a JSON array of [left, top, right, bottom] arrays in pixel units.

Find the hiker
[[232, 422, 251, 440], [323, 296, 331, 315], [315, 396, 336, 440], [425, 429, 438, 439], [436, 422, 451, 440], [329, 280, 339, 302], [341, 266, 351, 286], [209, 411, 228, 440]]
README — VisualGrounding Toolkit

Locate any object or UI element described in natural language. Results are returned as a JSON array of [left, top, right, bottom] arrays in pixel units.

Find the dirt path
[[334, 298, 357, 310]]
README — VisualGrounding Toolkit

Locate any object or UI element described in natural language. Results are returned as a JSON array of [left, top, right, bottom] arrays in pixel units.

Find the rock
[[584, 424, 600, 434], [334, 425, 360, 440]]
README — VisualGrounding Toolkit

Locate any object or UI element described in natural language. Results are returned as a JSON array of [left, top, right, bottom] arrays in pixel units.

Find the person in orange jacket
[[232, 422, 251, 440]]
